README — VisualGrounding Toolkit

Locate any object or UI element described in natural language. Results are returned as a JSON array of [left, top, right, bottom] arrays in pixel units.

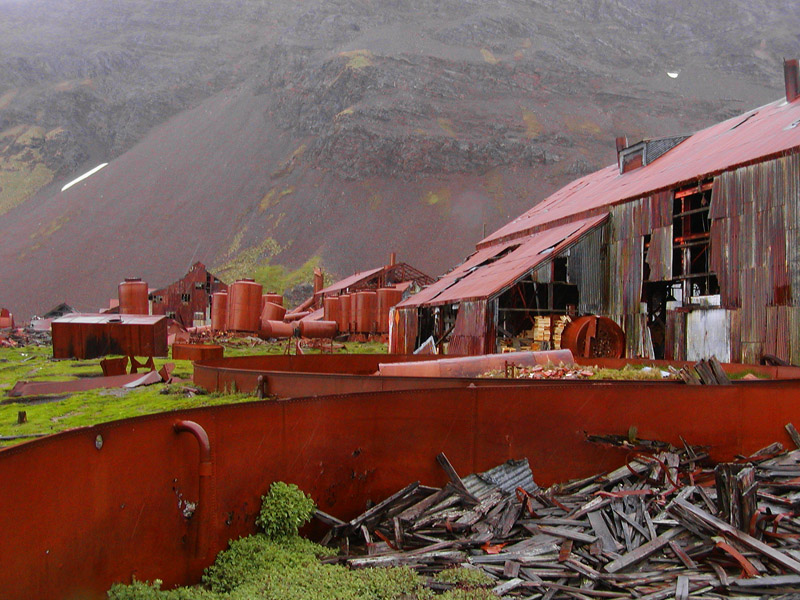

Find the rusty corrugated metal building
[[392, 61, 800, 364], [149, 262, 227, 327]]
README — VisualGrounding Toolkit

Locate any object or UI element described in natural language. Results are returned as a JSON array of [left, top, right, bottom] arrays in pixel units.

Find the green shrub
[[203, 534, 325, 593], [256, 481, 316, 539], [107, 579, 215, 600]]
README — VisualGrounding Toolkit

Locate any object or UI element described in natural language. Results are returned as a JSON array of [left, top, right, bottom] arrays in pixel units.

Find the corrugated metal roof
[[317, 267, 384, 295], [53, 314, 166, 325], [399, 214, 607, 308], [480, 97, 800, 248], [462, 458, 538, 500]]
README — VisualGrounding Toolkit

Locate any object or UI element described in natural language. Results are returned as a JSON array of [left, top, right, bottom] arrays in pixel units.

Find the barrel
[[323, 297, 341, 332], [299, 320, 337, 339], [261, 302, 286, 322], [226, 279, 263, 332], [210, 292, 228, 332], [350, 294, 359, 332], [263, 294, 283, 308], [118, 278, 149, 315], [376, 288, 403, 334], [339, 295, 351, 333], [355, 291, 377, 333], [259, 320, 296, 339]]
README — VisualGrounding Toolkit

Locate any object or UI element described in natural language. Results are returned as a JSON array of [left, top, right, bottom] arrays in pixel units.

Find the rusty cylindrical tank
[[210, 292, 228, 332], [262, 294, 283, 308], [260, 302, 286, 323], [356, 291, 377, 333], [560, 316, 626, 359], [339, 294, 351, 333], [376, 288, 403, 334], [299, 320, 337, 339], [118, 278, 149, 315], [323, 297, 341, 332], [259, 320, 297, 339], [350, 294, 358, 332], [226, 279, 263, 333], [171, 344, 224, 361]]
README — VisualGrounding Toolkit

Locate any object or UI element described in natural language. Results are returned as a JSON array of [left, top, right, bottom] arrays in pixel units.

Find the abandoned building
[[391, 60, 800, 364], [148, 262, 227, 327]]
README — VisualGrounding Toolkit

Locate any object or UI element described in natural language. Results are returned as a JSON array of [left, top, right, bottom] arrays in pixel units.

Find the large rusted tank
[[323, 297, 341, 332], [350, 294, 358, 332], [299, 320, 337, 339], [376, 288, 403, 334], [339, 294, 351, 333], [561, 315, 626, 358], [210, 292, 228, 332], [260, 302, 286, 323], [355, 291, 377, 333], [226, 279, 263, 333], [118, 278, 149, 315], [262, 293, 283, 308], [259, 320, 296, 339]]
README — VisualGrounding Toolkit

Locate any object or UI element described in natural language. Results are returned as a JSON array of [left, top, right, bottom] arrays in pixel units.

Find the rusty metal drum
[[356, 291, 377, 333], [226, 279, 263, 332], [561, 315, 626, 358], [376, 288, 403, 334], [118, 278, 149, 315]]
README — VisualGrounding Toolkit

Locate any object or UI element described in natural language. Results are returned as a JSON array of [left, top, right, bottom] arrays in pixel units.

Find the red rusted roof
[[481, 97, 800, 248], [399, 214, 608, 307], [317, 267, 384, 295]]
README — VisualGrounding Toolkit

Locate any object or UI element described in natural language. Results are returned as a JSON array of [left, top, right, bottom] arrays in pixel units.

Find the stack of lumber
[[320, 433, 800, 599]]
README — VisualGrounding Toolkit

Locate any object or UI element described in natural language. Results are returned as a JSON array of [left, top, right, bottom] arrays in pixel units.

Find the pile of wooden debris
[[320, 431, 800, 598]]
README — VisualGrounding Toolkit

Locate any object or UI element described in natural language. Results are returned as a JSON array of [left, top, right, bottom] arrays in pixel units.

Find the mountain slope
[[0, 0, 795, 315]]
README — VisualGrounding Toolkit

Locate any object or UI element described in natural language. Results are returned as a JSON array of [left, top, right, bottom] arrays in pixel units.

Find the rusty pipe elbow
[[173, 420, 211, 463]]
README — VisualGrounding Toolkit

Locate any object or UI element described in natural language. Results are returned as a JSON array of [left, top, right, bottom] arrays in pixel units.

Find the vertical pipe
[[173, 420, 213, 559]]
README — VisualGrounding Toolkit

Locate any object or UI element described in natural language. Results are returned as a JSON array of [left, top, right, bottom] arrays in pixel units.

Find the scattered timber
[[319, 428, 800, 598]]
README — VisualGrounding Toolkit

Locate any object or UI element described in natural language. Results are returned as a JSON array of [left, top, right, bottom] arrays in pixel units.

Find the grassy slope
[[0, 340, 387, 447]]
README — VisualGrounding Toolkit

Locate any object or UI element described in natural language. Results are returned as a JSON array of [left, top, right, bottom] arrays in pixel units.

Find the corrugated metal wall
[[390, 307, 419, 354], [567, 224, 607, 314], [710, 152, 800, 363], [449, 300, 493, 355]]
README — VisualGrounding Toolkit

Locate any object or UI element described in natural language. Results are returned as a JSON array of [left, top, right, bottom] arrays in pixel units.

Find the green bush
[[256, 481, 316, 539], [107, 579, 215, 600]]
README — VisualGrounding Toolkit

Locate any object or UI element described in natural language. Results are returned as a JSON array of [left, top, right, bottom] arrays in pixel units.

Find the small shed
[[52, 314, 168, 359]]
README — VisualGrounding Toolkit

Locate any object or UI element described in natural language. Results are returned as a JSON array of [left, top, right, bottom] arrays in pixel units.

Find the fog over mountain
[[0, 0, 795, 314]]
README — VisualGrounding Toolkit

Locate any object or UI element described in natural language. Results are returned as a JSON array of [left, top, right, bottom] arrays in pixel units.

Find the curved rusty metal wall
[[2, 381, 800, 599]]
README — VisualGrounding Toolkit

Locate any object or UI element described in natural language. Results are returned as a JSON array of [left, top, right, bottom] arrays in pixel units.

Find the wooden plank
[[674, 575, 689, 600], [587, 509, 624, 553], [349, 481, 420, 528], [436, 452, 479, 503], [669, 498, 800, 575], [786, 423, 800, 450], [603, 528, 681, 573]]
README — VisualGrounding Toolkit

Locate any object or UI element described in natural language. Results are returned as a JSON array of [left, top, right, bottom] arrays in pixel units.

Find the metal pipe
[[173, 420, 213, 559]]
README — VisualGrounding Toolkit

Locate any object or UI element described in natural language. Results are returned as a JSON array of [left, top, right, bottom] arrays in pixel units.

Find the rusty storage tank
[[350, 294, 359, 332], [226, 279, 263, 332], [339, 294, 351, 333], [299, 320, 337, 339], [561, 315, 626, 359], [118, 278, 149, 315], [356, 291, 377, 333], [323, 297, 341, 332], [262, 294, 283, 308], [376, 288, 403, 334], [210, 292, 228, 332], [260, 302, 286, 323], [259, 320, 296, 339]]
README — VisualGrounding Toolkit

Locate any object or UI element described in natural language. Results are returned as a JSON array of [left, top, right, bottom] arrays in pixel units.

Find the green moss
[[433, 568, 493, 588]]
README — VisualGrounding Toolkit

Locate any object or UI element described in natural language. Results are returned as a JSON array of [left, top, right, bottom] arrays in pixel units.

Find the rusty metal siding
[[568, 222, 607, 315], [710, 152, 800, 361], [149, 263, 227, 326], [665, 310, 687, 361], [390, 307, 419, 354], [645, 225, 672, 281], [449, 300, 492, 355]]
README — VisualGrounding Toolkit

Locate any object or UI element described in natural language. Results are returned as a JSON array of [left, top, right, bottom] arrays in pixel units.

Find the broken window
[[672, 182, 719, 300], [166, 311, 176, 319], [181, 293, 191, 304]]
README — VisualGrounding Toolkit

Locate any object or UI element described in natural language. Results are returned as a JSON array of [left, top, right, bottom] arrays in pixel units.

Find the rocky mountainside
[[0, 0, 796, 315]]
